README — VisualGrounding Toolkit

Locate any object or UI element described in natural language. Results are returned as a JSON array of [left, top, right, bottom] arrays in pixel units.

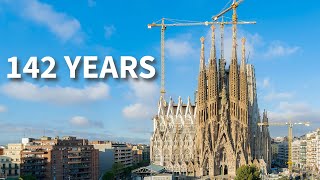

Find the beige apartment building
[[316, 129, 320, 172], [306, 132, 317, 170], [292, 140, 300, 168], [291, 139, 307, 169], [0, 143, 23, 179], [0, 156, 20, 179]]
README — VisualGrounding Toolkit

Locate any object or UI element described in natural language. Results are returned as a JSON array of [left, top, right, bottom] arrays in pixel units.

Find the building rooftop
[[132, 164, 166, 175]]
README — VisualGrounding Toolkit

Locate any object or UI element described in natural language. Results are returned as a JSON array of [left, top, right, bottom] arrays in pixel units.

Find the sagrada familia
[[150, 14, 272, 179]]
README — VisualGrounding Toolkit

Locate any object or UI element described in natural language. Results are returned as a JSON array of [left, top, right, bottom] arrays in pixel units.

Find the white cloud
[[263, 90, 294, 101], [0, 105, 7, 112], [88, 0, 96, 7], [257, 77, 271, 89], [123, 103, 154, 119], [268, 101, 320, 124], [127, 79, 158, 102], [165, 33, 197, 60], [1, 81, 109, 105], [264, 41, 300, 58], [122, 79, 158, 120], [278, 101, 309, 112], [3, 0, 83, 42], [104, 25, 116, 39], [262, 78, 270, 88], [69, 116, 103, 128]]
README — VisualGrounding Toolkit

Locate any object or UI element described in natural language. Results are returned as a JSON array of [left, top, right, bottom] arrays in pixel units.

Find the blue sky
[[0, 0, 319, 145]]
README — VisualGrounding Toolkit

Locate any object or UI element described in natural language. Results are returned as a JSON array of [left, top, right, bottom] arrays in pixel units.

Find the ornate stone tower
[[228, 7, 240, 157], [195, 36, 209, 176], [238, 38, 251, 164]]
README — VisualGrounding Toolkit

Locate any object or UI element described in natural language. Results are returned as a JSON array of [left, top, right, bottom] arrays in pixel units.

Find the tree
[[235, 165, 261, 180], [278, 176, 289, 180], [112, 162, 125, 175], [20, 174, 36, 180], [102, 171, 115, 180]]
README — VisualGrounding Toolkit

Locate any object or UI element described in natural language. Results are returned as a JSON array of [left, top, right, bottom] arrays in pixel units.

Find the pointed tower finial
[[209, 25, 216, 62], [200, 37, 205, 70]]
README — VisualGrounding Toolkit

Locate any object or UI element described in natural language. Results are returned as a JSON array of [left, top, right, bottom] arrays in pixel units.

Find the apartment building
[[142, 146, 150, 162], [299, 140, 307, 169], [21, 136, 99, 180], [271, 143, 279, 164], [277, 141, 288, 167], [292, 140, 300, 168], [91, 141, 133, 177], [306, 132, 317, 170], [316, 129, 320, 172], [0, 156, 20, 179], [132, 146, 143, 165], [0, 143, 24, 179]]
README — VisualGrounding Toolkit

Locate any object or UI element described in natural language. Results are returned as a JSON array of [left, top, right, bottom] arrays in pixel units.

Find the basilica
[[150, 14, 271, 180]]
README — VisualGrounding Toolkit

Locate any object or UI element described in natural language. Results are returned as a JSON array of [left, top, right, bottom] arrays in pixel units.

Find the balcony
[[69, 165, 90, 169], [68, 160, 91, 164]]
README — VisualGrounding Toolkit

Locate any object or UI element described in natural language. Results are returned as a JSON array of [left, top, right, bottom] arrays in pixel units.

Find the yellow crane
[[147, 0, 254, 97], [258, 121, 310, 174]]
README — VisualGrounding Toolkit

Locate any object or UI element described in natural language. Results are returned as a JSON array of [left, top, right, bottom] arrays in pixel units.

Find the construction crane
[[147, 0, 253, 97], [258, 121, 311, 174]]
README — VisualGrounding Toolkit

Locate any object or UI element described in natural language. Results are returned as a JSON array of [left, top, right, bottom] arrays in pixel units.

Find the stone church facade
[[150, 25, 271, 179]]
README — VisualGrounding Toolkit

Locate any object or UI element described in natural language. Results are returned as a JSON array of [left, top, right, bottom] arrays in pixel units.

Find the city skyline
[[0, 0, 319, 145]]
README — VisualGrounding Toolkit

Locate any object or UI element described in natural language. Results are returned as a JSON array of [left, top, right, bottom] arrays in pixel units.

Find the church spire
[[229, 0, 239, 101], [231, 0, 238, 61], [208, 26, 218, 118], [219, 23, 226, 92], [200, 36, 205, 71], [241, 38, 246, 70], [209, 25, 216, 63], [197, 37, 207, 106], [229, 0, 240, 149]]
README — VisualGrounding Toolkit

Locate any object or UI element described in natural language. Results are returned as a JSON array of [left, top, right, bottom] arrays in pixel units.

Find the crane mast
[[160, 18, 165, 96]]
